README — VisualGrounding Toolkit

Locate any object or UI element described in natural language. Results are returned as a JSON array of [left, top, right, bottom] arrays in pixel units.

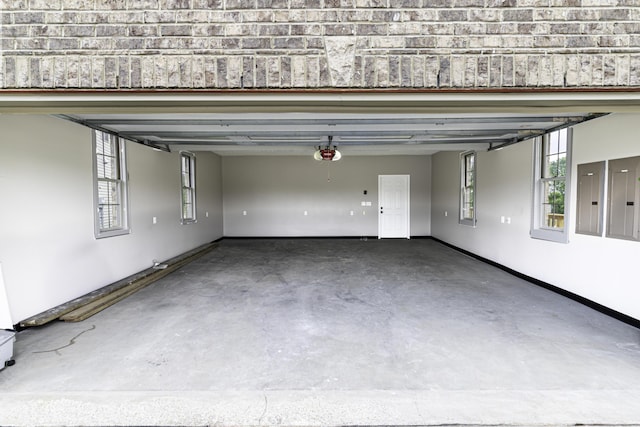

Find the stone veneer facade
[[1, 0, 639, 89]]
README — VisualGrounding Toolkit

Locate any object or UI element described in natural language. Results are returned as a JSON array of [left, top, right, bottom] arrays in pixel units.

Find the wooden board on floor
[[59, 250, 209, 322], [19, 242, 217, 327]]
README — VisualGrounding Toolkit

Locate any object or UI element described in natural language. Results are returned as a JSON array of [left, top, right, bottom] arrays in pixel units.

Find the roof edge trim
[[1, 89, 639, 114]]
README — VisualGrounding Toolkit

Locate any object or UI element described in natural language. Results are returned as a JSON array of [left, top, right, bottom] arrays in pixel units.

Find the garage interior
[[1, 92, 640, 426]]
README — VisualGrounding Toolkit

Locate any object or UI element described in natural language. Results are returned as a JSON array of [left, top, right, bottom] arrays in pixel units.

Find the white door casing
[[378, 175, 410, 239]]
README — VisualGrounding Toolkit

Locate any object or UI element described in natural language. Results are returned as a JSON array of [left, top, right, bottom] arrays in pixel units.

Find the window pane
[[462, 185, 474, 220], [465, 154, 475, 186], [183, 203, 193, 219], [181, 154, 193, 188], [462, 205, 473, 220], [543, 149, 566, 179], [541, 180, 565, 229], [99, 203, 123, 230], [182, 188, 192, 204], [548, 131, 559, 156], [558, 128, 567, 153], [182, 170, 191, 188], [97, 180, 122, 230], [97, 153, 119, 179], [96, 132, 107, 155], [543, 130, 567, 179], [98, 180, 120, 204]]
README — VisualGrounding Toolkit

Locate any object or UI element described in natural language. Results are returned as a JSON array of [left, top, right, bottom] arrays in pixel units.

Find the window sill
[[459, 219, 476, 227], [95, 228, 131, 239], [530, 227, 568, 243]]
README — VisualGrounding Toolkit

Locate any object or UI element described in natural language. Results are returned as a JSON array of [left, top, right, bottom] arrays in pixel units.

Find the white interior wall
[[222, 155, 431, 237], [0, 115, 223, 323], [431, 113, 640, 321], [3, 112, 636, 324]]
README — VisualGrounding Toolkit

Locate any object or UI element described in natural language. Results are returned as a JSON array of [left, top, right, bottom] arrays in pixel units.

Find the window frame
[[530, 128, 572, 243], [93, 130, 130, 239], [459, 150, 477, 227], [180, 151, 197, 224]]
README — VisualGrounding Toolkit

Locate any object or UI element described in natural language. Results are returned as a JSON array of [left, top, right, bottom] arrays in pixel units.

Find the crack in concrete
[[258, 393, 268, 425], [32, 325, 96, 356]]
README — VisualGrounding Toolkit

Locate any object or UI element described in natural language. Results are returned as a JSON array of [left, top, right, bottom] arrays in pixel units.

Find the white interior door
[[378, 175, 410, 239]]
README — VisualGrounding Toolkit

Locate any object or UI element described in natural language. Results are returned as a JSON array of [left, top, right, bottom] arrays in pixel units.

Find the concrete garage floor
[[1, 238, 640, 426]]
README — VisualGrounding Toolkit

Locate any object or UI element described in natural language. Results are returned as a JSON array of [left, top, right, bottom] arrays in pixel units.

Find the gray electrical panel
[[607, 156, 640, 241], [576, 161, 605, 236]]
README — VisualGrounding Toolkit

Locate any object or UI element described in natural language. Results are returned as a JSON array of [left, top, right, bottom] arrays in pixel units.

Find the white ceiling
[[59, 111, 603, 156]]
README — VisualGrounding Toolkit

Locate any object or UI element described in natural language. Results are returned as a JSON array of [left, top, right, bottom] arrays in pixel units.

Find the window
[[93, 130, 129, 238], [531, 128, 572, 243], [459, 151, 476, 226], [180, 152, 196, 223]]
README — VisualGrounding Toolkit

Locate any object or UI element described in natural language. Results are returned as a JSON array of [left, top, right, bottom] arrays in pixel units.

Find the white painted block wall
[[0, 115, 223, 322], [222, 155, 431, 237], [431, 113, 640, 321], [3, 112, 638, 324]]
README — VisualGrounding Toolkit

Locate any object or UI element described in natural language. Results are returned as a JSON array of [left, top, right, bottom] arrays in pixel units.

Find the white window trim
[[180, 151, 197, 224], [93, 131, 130, 239], [459, 150, 477, 227], [530, 128, 572, 243]]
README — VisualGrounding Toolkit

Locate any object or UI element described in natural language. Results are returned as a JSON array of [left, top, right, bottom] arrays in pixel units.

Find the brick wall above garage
[[1, 1, 639, 89]]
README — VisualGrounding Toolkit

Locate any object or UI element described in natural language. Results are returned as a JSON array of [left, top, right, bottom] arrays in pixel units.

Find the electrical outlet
[[152, 216, 157, 224], [444, 211, 448, 217], [350, 211, 354, 216], [304, 211, 308, 216], [501, 216, 505, 223], [242, 210, 247, 216]]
